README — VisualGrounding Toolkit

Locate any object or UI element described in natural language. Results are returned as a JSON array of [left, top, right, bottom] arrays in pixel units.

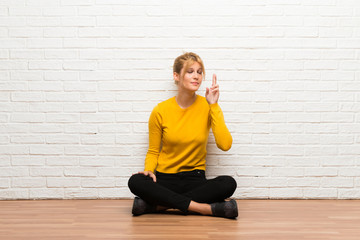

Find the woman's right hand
[[136, 170, 157, 182]]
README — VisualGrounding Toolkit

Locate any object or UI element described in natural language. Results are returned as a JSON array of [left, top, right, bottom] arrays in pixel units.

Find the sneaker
[[210, 199, 238, 219], [131, 197, 156, 216]]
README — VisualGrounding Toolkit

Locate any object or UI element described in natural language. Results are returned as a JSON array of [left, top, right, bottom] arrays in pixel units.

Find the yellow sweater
[[144, 95, 232, 174]]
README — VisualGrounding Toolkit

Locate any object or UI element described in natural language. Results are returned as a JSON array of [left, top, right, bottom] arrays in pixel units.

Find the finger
[[211, 84, 219, 89], [148, 172, 156, 182], [151, 174, 157, 182], [213, 74, 217, 86]]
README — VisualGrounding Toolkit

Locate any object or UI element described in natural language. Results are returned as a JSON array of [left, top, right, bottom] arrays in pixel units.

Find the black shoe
[[132, 197, 156, 216], [210, 199, 238, 219]]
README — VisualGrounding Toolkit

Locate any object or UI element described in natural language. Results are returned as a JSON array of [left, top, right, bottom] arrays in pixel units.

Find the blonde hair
[[173, 52, 205, 84]]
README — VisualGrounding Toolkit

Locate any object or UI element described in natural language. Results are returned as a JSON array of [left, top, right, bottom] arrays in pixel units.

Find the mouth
[[190, 82, 199, 86]]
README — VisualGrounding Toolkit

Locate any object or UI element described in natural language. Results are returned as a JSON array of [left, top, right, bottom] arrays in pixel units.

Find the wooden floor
[[0, 200, 360, 240]]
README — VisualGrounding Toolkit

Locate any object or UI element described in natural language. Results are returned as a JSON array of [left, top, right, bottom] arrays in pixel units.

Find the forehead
[[186, 61, 202, 69]]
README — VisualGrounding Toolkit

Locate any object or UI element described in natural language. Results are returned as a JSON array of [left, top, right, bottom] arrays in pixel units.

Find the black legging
[[128, 169, 237, 213]]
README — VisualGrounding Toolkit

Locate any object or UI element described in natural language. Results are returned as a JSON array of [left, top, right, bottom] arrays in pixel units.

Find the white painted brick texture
[[1, 0, 360, 199]]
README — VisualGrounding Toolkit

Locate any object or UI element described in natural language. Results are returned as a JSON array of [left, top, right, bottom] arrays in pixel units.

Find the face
[[174, 61, 203, 92]]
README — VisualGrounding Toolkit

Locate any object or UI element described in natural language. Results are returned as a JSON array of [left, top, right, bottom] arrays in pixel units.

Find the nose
[[194, 72, 199, 79]]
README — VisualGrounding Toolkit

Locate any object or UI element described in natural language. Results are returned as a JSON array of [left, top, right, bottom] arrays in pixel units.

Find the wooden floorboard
[[0, 199, 360, 239]]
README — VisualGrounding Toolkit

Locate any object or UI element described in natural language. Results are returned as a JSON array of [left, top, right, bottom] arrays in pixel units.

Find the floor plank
[[0, 200, 359, 240]]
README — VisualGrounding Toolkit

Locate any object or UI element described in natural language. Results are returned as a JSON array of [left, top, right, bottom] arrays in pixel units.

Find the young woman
[[128, 52, 238, 219]]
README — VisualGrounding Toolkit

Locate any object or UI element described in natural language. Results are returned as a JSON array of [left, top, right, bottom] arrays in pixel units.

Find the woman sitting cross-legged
[[128, 52, 238, 219]]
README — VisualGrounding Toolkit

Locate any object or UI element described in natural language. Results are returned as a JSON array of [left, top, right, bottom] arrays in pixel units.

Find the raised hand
[[206, 74, 219, 105]]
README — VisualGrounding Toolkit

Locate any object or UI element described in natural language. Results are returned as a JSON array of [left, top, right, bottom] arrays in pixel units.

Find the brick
[[64, 188, 98, 199], [272, 167, 304, 177], [45, 50, 78, 59], [269, 188, 303, 199], [98, 124, 131, 133], [29, 124, 63, 134], [0, 39, 25, 48], [11, 71, 43, 80], [63, 39, 96, 48], [339, 189, 360, 199], [29, 82, 63, 91], [0, 60, 27, 69], [63, 103, 97, 113], [10, 50, 43, 59], [12, 178, 46, 188], [43, 7, 77, 16], [81, 178, 115, 188], [305, 147, 338, 156], [0, 156, 10, 166], [79, 157, 114, 167], [11, 135, 44, 144], [46, 156, 79, 166], [0, 167, 29, 177], [80, 113, 115, 123], [11, 113, 45, 123], [29, 189, 64, 199], [27, 39, 62, 48], [99, 188, 131, 198], [61, 17, 95, 27], [78, 6, 113, 15], [304, 188, 338, 198], [98, 146, 131, 156], [98, 102, 131, 112], [30, 145, 63, 155], [44, 72, 79, 81], [64, 124, 98, 134], [321, 177, 353, 188], [29, 103, 63, 112], [30, 168, 63, 177], [63, 61, 97, 70], [64, 146, 97, 155], [29, 61, 62, 70], [46, 135, 79, 144], [9, 7, 41, 16], [46, 113, 79, 123], [0, 190, 29, 200], [81, 135, 115, 144], [8, 28, 42, 37], [64, 168, 97, 177], [0, 178, 9, 188], [0, 82, 27, 91], [11, 156, 45, 166], [305, 168, 338, 177], [47, 177, 81, 188]]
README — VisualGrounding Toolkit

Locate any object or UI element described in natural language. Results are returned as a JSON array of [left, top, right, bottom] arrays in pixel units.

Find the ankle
[[188, 201, 212, 215]]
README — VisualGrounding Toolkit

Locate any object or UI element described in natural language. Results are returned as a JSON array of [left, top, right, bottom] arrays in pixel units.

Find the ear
[[173, 72, 179, 83]]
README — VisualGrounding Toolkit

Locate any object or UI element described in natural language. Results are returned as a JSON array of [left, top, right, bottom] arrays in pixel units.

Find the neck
[[176, 91, 197, 109]]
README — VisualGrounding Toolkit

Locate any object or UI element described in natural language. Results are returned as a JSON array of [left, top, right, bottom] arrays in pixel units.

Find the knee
[[128, 173, 146, 193], [218, 175, 237, 195]]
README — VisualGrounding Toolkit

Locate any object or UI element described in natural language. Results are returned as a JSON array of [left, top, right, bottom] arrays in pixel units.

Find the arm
[[210, 103, 232, 151], [206, 74, 232, 151], [144, 106, 162, 173]]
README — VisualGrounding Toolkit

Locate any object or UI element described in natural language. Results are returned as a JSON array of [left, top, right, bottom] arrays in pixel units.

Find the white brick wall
[[1, 0, 360, 199]]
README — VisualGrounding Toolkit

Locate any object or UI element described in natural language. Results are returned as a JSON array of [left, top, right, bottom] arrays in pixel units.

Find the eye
[[197, 70, 202, 74]]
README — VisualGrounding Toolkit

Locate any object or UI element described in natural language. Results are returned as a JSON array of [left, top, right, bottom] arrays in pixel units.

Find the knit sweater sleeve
[[144, 106, 162, 172], [209, 103, 232, 151]]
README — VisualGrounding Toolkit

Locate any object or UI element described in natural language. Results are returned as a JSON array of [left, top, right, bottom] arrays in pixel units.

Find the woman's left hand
[[206, 74, 220, 105]]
